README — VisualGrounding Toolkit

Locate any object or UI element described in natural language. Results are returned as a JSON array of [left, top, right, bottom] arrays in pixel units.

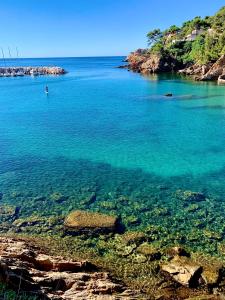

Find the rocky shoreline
[[0, 236, 141, 299], [1, 209, 225, 299], [0, 66, 66, 77], [124, 50, 225, 84]]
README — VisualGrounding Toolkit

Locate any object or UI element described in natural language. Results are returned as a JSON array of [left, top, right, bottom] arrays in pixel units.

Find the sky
[[0, 0, 224, 58]]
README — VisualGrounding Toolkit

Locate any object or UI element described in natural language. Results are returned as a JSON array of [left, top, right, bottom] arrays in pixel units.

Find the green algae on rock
[[175, 190, 206, 203], [64, 210, 120, 235], [0, 206, 19, 222]]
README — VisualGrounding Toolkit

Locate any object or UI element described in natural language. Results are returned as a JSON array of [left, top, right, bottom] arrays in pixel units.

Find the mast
[[8, 47, 12, 58], [1, 48, 6, 67]]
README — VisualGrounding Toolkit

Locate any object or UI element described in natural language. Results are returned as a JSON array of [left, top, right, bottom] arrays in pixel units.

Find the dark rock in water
[[175, 190, 206, 203], [165, 93, 173, 97], [80, 192, 97, 206], [161, 256, 203, 287], [117, 65, 128, 69], [64, 210, 120, 235], [50, 192, 68, 203], [0, 205, 19, 222]]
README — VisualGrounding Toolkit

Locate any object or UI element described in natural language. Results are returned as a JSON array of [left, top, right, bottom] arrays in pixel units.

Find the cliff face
[[126, 49, 182, 74], [126, 50, 225, 83]]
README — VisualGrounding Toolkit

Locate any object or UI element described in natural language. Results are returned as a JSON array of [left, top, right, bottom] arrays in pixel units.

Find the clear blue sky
[[1, 0, 224, 58]]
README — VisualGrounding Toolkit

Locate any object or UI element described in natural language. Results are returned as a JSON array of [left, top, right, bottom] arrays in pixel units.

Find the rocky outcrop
[[64, 210, 120, 235], [178, 63, 212, 77], [0, 66, 66, 77], [0, 237, 141, 299], [126, 49, 225, 83], [126, 49, 183, 74], [200, 55, 225, 81], [178, 55, 225, 83]]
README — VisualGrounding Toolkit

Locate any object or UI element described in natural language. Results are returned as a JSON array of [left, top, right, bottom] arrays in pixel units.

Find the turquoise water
[[1, 57, 225, 252], [1, 57, 225, 177]]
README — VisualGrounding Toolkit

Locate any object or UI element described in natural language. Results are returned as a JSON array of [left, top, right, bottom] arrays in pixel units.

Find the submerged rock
[[64, 210, 120, 235], [175, 190, 206, 203], [0, 205, 19, 222], [50, 192, 68, 203], [121, 231, 147, 246], [137, 243, 161, 260], [161, 256, 202, 287]]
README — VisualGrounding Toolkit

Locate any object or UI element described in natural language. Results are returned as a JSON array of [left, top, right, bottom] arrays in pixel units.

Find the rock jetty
[[0, 66, 66, 77]]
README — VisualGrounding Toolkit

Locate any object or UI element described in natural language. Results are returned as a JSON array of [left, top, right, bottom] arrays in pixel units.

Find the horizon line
[[0, 55, 127, 60]]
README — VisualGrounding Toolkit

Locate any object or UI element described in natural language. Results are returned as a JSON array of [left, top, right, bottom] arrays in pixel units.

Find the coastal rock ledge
[[0, 237, 140, 299], [125, 49, 225, 83], [0, 66, 66, 77]]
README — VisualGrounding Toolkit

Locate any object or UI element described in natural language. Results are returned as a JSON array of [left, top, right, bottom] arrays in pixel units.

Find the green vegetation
[[0, 283, 38, 300], [147, 6, 225, 65]]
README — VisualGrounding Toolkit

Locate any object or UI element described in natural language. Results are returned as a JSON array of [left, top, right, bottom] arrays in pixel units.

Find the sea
[[1, 56, 225, 253]]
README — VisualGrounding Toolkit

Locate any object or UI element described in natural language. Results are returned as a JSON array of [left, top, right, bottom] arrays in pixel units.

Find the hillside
[[126, 6, 225, 82]]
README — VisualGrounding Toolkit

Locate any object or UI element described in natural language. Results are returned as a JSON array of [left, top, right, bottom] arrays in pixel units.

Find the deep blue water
[[1, 57, 225, 251]]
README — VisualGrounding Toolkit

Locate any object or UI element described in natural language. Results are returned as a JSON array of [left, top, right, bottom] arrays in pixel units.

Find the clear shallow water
[[1, 57, 225, 252]]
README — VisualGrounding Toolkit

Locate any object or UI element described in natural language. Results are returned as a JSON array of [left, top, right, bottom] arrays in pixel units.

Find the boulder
[[161, 256, 202, 287], [64, 210, 119, 235], [200, 55, 225, 81], [218, 74, 225, 84]]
